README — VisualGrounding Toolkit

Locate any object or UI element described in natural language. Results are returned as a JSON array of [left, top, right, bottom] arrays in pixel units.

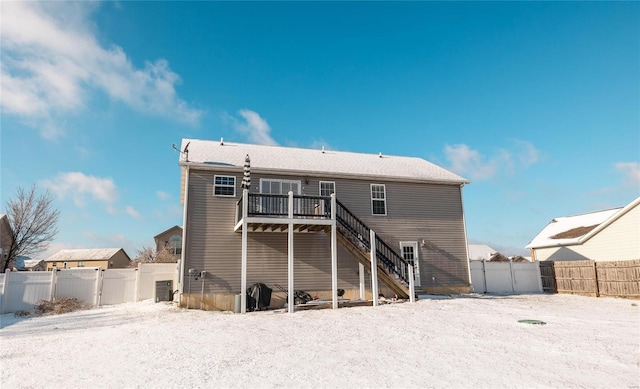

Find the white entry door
[[400, 241, 421, 287]]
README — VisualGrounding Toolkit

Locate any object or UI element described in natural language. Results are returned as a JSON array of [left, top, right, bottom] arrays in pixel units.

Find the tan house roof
[[46, 248, 129, 262], [179, 138, 468, 184]]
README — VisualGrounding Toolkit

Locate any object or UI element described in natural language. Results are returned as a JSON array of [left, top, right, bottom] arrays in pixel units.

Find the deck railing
[[236, 193, 332, 221], [335, 199, 410, 285], [235, 193, 410, 285]]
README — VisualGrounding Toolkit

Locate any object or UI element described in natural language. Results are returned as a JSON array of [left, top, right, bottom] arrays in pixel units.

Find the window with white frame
[[371, 184, 387, 215], [77, 261, 85, 267], [260, 179, 301, 195], [214, 176, 236, 197], [168, 234, 182, 255], [319, 181, 335, 197]]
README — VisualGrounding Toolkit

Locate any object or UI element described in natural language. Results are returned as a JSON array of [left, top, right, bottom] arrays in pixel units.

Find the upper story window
[[168, 234, 182, 255], [319, 181, 335, 197], [371, 184, 387, 216], [214, 176, 236, 197]]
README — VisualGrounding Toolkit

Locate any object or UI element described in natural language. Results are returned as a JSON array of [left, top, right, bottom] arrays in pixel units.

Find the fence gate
[[539, 261, 556, 293]]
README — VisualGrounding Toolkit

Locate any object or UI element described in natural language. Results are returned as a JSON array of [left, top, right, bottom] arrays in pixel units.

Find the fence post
[[481, 259, 487, 293], [49, 269, 58, 302], [509, 258, 515, 293], [592, 261, 600, 297], [535, 261, 543, 293], [1, 270, 10, 314], [134, 265, 141, 302]]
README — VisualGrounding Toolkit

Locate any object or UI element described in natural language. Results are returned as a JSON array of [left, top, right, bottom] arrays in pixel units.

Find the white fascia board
[[179, 161, 469, 185]]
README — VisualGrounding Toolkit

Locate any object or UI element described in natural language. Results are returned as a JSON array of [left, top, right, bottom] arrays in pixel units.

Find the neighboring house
[[526, 196, 640, 262], [18, 259, 47, 271], [0, 214, 13, 270], [154, 225, 183, 261], [468, 244, 497, 261], [177, 138, 471, 311], [45, 248, 131, 270]]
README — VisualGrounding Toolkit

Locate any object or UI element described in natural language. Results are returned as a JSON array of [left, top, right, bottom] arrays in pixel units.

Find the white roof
[[468, 244, 497, 260], [46, 248, 124, 262], [179, 139, 468, 184], [525, 197, 640, 249]]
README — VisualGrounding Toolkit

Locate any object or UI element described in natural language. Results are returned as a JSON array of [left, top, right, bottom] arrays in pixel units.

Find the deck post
[[370, 230, 379, 307], [241, 189, 249, 314], [288, 191, 295, 313], [408, 264, 416, 303], [359, 263, 365, 300], [331, 194, 338, 309]]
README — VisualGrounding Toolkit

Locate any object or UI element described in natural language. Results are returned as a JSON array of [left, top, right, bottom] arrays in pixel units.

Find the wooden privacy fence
[[0, 263, 179, 314], [539, 259, 640, 298], [470, 260, 543, 294]]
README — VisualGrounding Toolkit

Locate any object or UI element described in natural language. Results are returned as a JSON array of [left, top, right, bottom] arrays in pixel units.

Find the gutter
[[178, 161, 470, 186]]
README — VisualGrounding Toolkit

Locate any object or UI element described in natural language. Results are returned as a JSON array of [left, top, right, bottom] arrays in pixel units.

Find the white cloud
[[229, 109, 278, 145], [125, 206, 143, 220], [41, 172, 118, 207], [615, 162, 640, 186], [444, 144, 498, 181], [444, 140, 540, 181], [1, 2, 203, 138], [156, 191, 170, 200]]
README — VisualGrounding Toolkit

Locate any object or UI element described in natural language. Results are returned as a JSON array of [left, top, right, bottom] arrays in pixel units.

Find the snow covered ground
[[1, 294, 638, 388]]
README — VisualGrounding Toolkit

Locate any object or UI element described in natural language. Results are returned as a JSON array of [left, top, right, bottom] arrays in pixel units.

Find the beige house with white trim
[[45, 248, 131, 271], [526, 196, 640, 262], [177, 138, 471, 312]]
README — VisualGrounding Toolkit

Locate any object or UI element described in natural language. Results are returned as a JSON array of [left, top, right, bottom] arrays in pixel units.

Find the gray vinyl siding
[[183, 168, 469, 294]]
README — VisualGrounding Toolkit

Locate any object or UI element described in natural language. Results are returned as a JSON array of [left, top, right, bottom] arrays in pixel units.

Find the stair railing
[[335, 200, 410, 285]]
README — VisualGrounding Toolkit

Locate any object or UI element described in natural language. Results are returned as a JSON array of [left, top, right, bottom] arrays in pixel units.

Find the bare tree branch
[[3, 184, 60, 272]]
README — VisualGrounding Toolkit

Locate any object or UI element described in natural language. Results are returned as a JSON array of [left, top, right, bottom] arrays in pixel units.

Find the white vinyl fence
[[0, 263, 178, 314], [470, 260, 543, 294]]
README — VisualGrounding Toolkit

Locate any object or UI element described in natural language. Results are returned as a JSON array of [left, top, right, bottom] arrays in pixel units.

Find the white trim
[[399, 241, 420, 287], [179, 165, 189, 295], [370, 184, 387, 216], [213, 175, 236, 197], [260, 178, 301, 195], [319, 181, 336, 196]]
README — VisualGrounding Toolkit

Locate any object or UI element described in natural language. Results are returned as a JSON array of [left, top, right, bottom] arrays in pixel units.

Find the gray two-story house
[[177, 138, 471, 312]]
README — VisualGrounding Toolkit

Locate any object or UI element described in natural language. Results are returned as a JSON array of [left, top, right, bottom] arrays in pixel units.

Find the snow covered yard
[[1, 294, 638, 389]]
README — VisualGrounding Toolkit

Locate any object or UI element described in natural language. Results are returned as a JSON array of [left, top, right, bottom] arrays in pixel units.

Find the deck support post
[[241, 189, 248, 314], [359, 263, 365, 300], [370, 230, 379, 307], [288, 191, 295, 313], [408, 264, 416, 303], [331, 194, 338, 309]]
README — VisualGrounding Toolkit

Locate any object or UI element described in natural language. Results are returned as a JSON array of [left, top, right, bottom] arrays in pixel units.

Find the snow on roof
[[46, 248, 124, 262], [468, 244, 497, 260], [526, 207, 622, 249], [179, 139, 468, 184]]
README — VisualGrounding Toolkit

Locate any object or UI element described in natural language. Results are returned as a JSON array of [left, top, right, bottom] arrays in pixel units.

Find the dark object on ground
[[337, 288, 345, 297], [34, 298, 87, 315], [246, 283, 272, 312], [518, 319, 546, 325], [274, 283, 312, 305]]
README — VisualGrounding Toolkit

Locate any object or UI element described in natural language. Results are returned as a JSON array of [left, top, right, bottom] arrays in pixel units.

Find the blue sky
[[1, 1, 638, 259]]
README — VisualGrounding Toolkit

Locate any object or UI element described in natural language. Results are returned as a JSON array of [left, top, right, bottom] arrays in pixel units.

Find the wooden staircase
[[333, 200, 412, 299]]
